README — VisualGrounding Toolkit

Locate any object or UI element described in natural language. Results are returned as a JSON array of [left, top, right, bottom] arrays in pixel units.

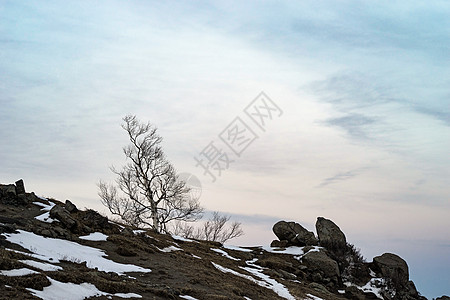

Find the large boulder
[[372, 253, 409, 286], [65, 200, 78, 213], [50, 205, 78, 230], [15, 179, 26, 194], [315, 217, 346, 250], [273, 221, 318, 246], [302, 250, 340, 283]]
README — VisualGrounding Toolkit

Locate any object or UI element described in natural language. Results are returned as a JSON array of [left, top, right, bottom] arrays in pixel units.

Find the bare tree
[[98, 115, 203, 233], [173, 212, 244, 244]]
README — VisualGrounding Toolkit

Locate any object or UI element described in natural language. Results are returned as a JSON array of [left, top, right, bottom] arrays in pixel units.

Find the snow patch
[[179, 295, 199, 300], [211, 248, 240, 261], [260, 245, 306, 255], [133, 230, 146, 235], [344, 278, 385, 300], [0, 268, 39, 277], [159, 246, 183, 253], [19, 260, 62, 272], [172, 235, 197, 242], [27, 277, 143, 300], [223, 245, 253, 253], [212, 261, 295, 300], [3, 230, 151, 275], [35, 212, 58, 223], [79, 232, 108, 241]]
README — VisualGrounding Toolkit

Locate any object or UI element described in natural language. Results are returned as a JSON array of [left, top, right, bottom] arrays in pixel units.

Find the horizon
[[1, 1, 449, 298]]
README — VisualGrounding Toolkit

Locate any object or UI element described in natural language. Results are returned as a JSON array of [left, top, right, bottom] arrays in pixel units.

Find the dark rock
[[49, 205, 77, 230], [302, 250, 340, 283], [405, 280, 419, 297], [270, 240, 289, 248], [437, 296, 450, 300], [79, 209, 114, 233], [315, 217, 346, 250], [372, 253, 409, 286], [15, 179, 26, 194], [273, 220, 318, 246], [65, 200, 78, 213], [0, 184, 16, 196]]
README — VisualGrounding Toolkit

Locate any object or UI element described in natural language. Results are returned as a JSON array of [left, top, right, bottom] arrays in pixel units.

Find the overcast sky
[[1, 1, 449, 297]]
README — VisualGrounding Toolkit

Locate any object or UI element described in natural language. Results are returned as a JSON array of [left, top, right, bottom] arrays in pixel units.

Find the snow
[[33, 202, 50, 209], [132, 230, 146, 235], [344, 278, 385, 300], [35, 211, 57, 223], [33, 201, 55, 211], [113, 293, 142, 298], [223, 245, 253, 253], [212, 261, 295, 300], [240, 261, 296, 300], [260, 246, 306, 255], [3, 230, 151, 275], [27, 277, 143, 300], [244, 297, 252, 300], [79, 232, 108, 241], [191, 254, 202, 259], [34, 200, 57, 223], [172, 235, 196, 242], [306, 294, 324, 300], [211, 248, 240, 261], [179, 295, 199, 300], [19, 260, 62, 272], [159, 245, 183, 252], [0, 268, 39, 276]]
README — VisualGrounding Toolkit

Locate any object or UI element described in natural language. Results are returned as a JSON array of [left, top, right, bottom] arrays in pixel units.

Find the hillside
[[0, 180, 440, 300]]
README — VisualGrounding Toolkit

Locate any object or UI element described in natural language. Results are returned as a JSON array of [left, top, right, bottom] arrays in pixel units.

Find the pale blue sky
[[1, 1, 449, 297]]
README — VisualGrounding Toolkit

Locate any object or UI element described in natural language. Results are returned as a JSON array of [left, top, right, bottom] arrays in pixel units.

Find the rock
[[270, 240, 289, 248], [437, 296, 450, 300], [372, 253, 409, 286], [0, 184, 16, 196], [15, 179, 26, 194], [315, 217, 346, 250], [65, 200, 78, 213], [405, 280, 419, 297], [302, 250, 340, 283], [79, 209, 116, 233], [49, 205, 77, 230], [272, 221, 318, 246]]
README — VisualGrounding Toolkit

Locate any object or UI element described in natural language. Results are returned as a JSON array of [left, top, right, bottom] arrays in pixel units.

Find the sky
[[1, 0, 449, 297]]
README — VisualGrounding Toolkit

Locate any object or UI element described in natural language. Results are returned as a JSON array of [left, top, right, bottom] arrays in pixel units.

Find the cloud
[[317, 168, 366, 188], [413, 106, 450, 126], [324, 113, 377, 139]]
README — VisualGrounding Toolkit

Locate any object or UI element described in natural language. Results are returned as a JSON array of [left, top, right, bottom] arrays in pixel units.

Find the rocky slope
[[0, 180, 443, 300]]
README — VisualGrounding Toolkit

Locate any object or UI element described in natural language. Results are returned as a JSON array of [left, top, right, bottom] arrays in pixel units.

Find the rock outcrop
[[272, 220, 318, 246], [302, 250, 340, 284], [315, 216, 346, 250], [372, 252, 409, 286]]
